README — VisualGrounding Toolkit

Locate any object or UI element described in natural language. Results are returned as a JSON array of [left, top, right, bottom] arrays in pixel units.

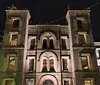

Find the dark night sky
[[0, 0, 100, 41]]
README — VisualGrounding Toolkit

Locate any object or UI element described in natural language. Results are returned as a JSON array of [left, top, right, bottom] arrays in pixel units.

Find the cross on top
[[8, 4, 17, 10]]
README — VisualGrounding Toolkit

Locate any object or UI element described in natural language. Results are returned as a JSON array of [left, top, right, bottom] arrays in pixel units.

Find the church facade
[[0, 8, 100, 85]]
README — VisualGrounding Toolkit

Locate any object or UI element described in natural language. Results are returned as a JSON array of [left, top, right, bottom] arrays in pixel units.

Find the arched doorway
[[39, 75, 58, 85], [43, 80, 54, 85]]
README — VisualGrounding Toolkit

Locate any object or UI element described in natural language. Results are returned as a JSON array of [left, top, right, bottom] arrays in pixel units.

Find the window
[[42, 58, 55, 72], [84, 79, 94, 85], [97, 59, 100, 66], [49, 59, 55, 72], [77, 19, 83, 29], [3, 78, 15, 85], [42, 39, 48, 49], [42, 38, 55, 49], [78, 35, 86, 45], [13, 19, 20, 28], [41, 32, 56, 49], [42, 37, 54, 49], [76, 17, 87, 31], [95, 48, 100, 66], [98, 50, 100, 58], [7, 54, 17, 70], [8, 56, 16, 70], [78, 32, 87, 45], [27, 57, 35, 72], [95, 48, 100, 58], [49, 39, 54, 49], [80, 54, 91, 70], [9, 32, 18, 46], [61, 36, 68, 49], [42, 59, 47, 72], [62, 57, 70, 71], [26, 79, 34, 85], [63, 79, 70, 85], [30, 39, 35, 49], [63, 59, 68, 70], [29, 59, 34, 71], [81, 56, 88, 69], [28, 36, 36, 50], [64, 80, 69, 85], [61, 39, 67, 49]]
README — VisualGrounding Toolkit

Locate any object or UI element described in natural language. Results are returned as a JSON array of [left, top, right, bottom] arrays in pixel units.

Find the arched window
[[42, 39, 48, 49], [43, 80, 54, 85], [41, 32, 56, 49], [42, 59, 47, 72], [49, 39, 54, 49], [50, 59, 55, 72]]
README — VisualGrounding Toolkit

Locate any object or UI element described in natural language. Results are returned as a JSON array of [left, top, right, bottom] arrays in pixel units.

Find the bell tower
[[66, 10, 99, 85], [1, 7, 30, 85]]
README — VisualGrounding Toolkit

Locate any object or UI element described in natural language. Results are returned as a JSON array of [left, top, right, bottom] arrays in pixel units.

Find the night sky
[[0, 0, 100, 41]]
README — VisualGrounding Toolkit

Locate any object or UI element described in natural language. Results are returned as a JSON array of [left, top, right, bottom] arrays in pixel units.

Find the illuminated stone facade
[[0, 9, 100, 85]]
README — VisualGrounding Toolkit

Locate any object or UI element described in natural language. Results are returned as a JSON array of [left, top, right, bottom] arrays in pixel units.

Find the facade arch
[[38, 51, 59, 61], [40, 32, 57, 49], [39, 75, 58, 85], [38, 51, 59, 72]]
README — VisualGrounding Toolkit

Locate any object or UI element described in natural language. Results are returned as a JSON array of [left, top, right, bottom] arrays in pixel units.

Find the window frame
[[42, 38, 48, 49], [84, 78, 94, 85], [61, 36, 69, 49], [42, 37, 55, 49], [77, 19, 83, 29], [41, 32, 56, 49], [26, 56, 35, 72], [28, 36, 36, 50], [97, 59, 100, 66], [62, 56, 70, 71], [13, 19, 20, 28], [2, 78, 15, 85], [49, 59, 55, 72], [95, 48, 100, 58], [76, 17, 87, 31], [63, 78, 71, 85], [76, 18, 84, 29], [11, 17, 21, 28], [80, 54, 91, 70], [42, 59, 47, 72], [41, 58, 56, 72], [25, 78, 34, 85], [7, 54, 17, 71], [9, 32, 19, 46], [78, 32, 87, 45]]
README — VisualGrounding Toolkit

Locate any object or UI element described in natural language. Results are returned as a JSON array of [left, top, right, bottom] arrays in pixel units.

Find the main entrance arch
[[43, 79, 54, 85], [39, 75, 58, 85]]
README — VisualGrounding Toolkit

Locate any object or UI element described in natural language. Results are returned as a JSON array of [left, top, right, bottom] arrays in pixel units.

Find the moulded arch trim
[[38, 74, 59, 85], [39, 31, 58, 40], [38, 51, 59, 61], [39, 30, 58, 39]]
